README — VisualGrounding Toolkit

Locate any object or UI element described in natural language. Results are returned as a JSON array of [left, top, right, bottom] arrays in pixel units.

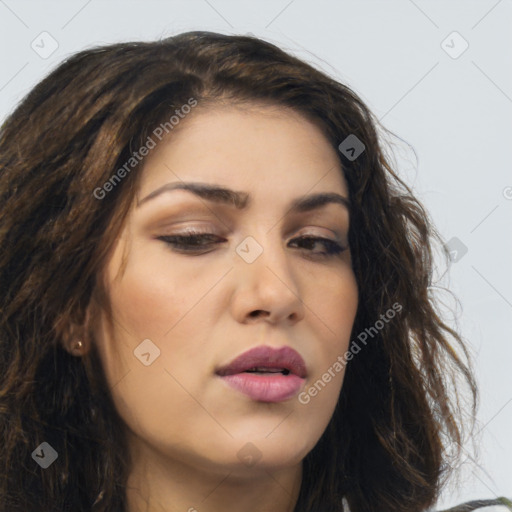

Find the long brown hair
[[0, 31, 477, 511]]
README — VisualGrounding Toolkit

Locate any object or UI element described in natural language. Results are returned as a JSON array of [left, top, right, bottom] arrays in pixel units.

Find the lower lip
[[218, 373, 305, 402]]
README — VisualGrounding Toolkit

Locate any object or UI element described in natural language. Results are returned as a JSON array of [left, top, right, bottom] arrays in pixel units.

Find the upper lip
[[215, 345, 307, 378]]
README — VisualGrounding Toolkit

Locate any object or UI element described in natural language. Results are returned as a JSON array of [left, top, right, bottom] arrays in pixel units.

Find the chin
[[217, 427, 317, 470]]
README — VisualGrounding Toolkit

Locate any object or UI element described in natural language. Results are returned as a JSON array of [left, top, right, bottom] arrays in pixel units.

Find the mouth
[[215, 345, 307, 402], [240, 367, 292, 375]]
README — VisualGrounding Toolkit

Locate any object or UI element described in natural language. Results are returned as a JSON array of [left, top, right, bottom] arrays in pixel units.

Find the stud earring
[[73, 340, 84, 354]]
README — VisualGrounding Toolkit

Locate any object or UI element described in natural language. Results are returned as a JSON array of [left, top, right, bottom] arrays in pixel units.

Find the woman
[[0, 30, 509, 512]]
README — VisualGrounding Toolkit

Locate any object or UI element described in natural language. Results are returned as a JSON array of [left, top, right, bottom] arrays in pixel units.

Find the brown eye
[[289, 235, 346, 258]]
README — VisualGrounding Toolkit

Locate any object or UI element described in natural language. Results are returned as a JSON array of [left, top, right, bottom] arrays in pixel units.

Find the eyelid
[[145, 202, 348, 228], [294, 225, 343, 240]]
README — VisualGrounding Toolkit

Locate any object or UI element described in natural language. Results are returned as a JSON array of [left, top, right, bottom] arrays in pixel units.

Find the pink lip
[[215, 345, 307, 403]]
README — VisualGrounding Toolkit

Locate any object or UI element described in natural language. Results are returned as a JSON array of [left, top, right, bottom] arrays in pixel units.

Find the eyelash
[[157, 230, 346, 259]]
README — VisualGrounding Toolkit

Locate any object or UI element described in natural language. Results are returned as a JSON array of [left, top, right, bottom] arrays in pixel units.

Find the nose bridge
[[237, 222, 291, 281], [233, 224, 303, 318]]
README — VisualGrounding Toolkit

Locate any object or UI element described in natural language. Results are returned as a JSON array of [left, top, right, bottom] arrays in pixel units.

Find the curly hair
[[0, 31, 478, 511]]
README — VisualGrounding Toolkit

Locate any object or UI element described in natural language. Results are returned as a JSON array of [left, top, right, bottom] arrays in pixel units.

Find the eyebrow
[[137, 181, 350, 214]]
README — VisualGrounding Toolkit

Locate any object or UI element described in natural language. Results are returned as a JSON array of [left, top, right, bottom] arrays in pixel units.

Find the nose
[[230, 235, 306, 326]]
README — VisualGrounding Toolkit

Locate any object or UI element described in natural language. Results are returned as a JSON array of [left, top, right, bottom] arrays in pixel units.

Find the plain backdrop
[[0, 1, 510, 509]]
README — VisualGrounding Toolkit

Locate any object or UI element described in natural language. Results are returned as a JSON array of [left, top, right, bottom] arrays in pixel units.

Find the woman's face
[[90, 103, 359, 475]]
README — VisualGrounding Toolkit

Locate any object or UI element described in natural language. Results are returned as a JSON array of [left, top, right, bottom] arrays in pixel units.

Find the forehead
[[136, 103, 348, 202]]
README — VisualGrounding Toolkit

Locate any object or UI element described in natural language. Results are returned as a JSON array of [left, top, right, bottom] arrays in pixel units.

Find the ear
[[58, 299, 97, 357]]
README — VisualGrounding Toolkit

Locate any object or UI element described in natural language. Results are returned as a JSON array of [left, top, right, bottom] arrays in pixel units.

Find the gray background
[[1, 0, 510, 508]]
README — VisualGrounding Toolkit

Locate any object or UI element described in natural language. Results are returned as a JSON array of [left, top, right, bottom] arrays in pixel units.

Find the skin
[[79, 103, 359, 512]]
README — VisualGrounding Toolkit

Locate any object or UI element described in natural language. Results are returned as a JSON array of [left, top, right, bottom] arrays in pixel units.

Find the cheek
[[106, 243, 225, 340], [307, 265, 359, 348], [109, 269, 178, 338], [97, 243, 233, 406], [298, 267, 358, 413], [93, 255, 223, 454]]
